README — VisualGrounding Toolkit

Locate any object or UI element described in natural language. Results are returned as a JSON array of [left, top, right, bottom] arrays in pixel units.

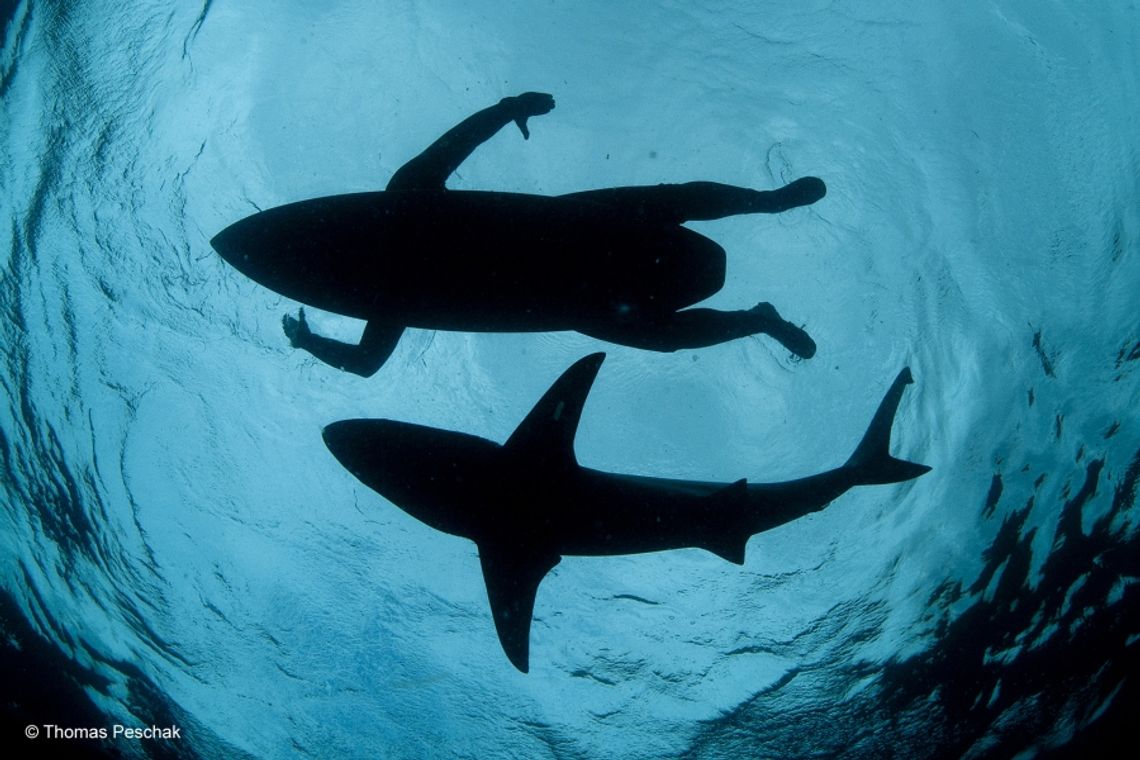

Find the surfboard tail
[[844, 367, 931, 485]]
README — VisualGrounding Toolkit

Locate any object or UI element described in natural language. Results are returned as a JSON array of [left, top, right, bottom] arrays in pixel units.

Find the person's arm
[[283, 310, 403, 377], [386, 92, 555, 191]]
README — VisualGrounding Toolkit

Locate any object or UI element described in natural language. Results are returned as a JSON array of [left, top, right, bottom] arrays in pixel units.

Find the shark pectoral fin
[[503, 353, 606, 467], [477, 543, 562, 673], [699, 479, 750, 565]]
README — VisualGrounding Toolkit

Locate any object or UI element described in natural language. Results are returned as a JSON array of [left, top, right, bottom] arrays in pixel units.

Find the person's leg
[[560, 177, 825, 224], [578, 302, 815, 358]]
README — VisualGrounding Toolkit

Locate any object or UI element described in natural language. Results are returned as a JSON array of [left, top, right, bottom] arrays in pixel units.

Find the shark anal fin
[[503, 353, 605, 467], [699, 479, 750, 564], [702, 537, 748, 565], [713, 478, 748, 501], [477, 542, 561, 673]]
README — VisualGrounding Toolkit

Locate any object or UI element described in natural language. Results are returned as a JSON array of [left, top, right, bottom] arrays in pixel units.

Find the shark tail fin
[[843, 367, 931, 485]]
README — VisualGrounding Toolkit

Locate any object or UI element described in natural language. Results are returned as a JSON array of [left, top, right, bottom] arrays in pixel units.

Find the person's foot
[[750, 302, 817, 359], [779, 176, 827, 208]]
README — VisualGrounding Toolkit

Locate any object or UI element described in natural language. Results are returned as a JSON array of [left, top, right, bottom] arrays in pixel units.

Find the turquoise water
[[2, 2, 1138, 757]]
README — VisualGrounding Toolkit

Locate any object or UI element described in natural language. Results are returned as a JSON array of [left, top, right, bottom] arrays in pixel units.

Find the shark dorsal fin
[[503, 353, 605, 466]]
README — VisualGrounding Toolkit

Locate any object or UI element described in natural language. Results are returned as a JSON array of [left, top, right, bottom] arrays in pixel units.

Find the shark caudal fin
[[843, 367, 931, 485]]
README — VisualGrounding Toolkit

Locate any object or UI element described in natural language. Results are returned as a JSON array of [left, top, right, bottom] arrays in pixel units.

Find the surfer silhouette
[[211, 92, 827, 376]]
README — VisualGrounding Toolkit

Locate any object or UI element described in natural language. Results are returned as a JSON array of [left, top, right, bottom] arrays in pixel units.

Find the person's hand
[[502, 92, 555, 139], [282, 308, 311, 348]]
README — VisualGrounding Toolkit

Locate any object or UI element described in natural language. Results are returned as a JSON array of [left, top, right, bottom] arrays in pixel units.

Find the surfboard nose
[[322, 419, 373, 474], [210, 207, 362, 315], [210, 219, 256, 272], [211, 210, 302, 286]]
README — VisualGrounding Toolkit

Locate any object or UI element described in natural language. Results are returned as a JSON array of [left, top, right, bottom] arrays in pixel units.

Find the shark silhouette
[[322, 354, 930, 671], [211, 93, 826, 376]]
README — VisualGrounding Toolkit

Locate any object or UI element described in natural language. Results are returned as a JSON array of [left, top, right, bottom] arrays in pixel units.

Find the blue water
[[2, 2, 1138, 758]]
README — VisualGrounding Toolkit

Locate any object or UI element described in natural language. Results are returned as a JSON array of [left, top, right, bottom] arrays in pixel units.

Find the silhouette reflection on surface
[[211, 93, 826, 375], [322, 353, 930, 671]]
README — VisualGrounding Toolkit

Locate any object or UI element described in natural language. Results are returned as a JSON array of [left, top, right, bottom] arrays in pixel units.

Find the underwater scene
[[2, 1, 1138, 758]]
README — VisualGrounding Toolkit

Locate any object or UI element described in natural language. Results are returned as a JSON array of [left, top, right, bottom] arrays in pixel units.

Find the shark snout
[[322, 418, 423, 482]]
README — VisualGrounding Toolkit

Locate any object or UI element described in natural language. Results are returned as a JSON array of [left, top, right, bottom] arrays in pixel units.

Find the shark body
[[323, 354, 930, 671]]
